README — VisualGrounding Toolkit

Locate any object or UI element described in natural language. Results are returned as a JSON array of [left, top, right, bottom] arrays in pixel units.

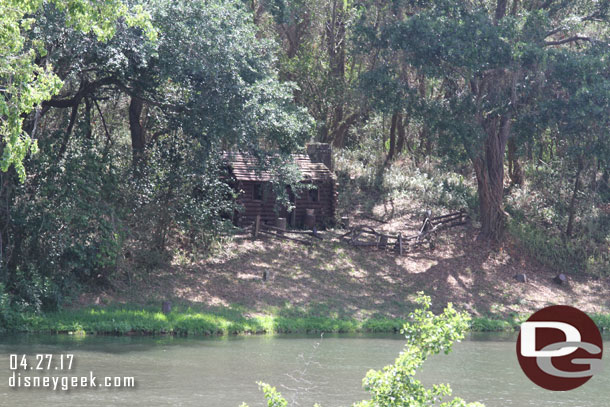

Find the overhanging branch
[[544, 36, 591, 46], [42, 77, 116, 108]]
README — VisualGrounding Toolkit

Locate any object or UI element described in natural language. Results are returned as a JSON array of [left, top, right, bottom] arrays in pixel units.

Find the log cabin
[[225, 143, 337, 228]]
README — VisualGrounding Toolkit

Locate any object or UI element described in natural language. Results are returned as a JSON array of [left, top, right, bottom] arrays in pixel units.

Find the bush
[[127, 137, 236, 252], [1, 122, 237, 310], [335, 145, 477, 218], [505, 162, 610, 276], [507, 218, 609, 275], [470, 316, 515, 332], [0, 283, 25, 332], [3, 137, 125, 311]]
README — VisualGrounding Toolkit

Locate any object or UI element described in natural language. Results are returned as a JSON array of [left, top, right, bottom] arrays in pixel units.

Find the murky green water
[[0, 332, 608, 406]]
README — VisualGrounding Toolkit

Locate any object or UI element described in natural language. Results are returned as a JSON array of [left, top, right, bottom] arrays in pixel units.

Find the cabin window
[[308, 187, 319, 202], [253, 183, 264, 201]]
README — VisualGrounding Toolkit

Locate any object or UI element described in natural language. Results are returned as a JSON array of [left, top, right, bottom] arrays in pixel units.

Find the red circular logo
[[516, 305, 603, 391]]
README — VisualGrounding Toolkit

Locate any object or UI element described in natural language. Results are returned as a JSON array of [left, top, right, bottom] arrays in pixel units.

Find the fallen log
[[430, 211, 463, 221]]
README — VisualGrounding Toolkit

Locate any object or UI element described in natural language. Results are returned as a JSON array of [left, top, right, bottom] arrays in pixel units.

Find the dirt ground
[[81, 211, 610, 320]]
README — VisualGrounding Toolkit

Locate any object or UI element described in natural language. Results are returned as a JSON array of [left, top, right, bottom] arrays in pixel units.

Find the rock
[[341, 216, 350, 228], [553, 273, 568, 285], [514, 273, 527, 283]]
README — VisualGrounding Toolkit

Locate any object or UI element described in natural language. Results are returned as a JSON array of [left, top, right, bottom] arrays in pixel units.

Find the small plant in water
[[241, 292, 484, 406]]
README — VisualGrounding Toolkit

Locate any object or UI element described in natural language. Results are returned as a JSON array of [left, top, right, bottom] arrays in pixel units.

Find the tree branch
[[111, 80, 183, 111], [58, 103, 80, 158], [544, 36, 591, 46], [42, 77, 115, 108], [92, 98, 112, 146]]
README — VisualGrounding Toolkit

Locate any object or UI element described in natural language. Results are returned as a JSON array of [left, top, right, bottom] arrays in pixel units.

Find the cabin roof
[[224, 152, 334, 182]]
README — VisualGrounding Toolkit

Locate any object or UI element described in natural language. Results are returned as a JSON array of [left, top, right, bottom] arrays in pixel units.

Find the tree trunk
[[84, 98, 93, 139], [601, 167, 609, 195], [386, 112, 398, 163], [494, 0, 508, 22], [326, 0, 345, 80], [473, 113, 511, 241], [589, 157, 598, 192], [396, 114, 407, 155], [507, 137, 523, 185], [58, 103, 80, 158], [129, 96, 146, 166], [417, 74, 432, 158], [566, 158, 584, 238], [511, 0, 520, 15], [326, 0, 347, 147], [331, 112, 359, 148]]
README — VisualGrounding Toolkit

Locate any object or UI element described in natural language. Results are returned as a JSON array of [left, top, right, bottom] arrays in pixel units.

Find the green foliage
[[0, 304, 404, 335], [470, 317, 515, 332], [506, 161, 610, 275], [507, 217, 609, 275], [258, 382, 288, 407], [354, 294, 482, 407], [5, 137, 125, 310], [1, 0, 608, 352], [145, 0, 312, 152], [335, 136, 477, 217], [1, 0, 314, 309], [0, 300, 527, 337], [128, 137, 236, 251], [507, 219, 586, 272], [0, 0, 155, 180], [362, 318, 406, 333], [0, 283, 18, 332], [352, 0, 610, 240], [590, 314, 610, 332]]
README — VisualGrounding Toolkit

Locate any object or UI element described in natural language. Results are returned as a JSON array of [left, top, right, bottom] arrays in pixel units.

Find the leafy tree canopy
[[0, 0, 155, 180]]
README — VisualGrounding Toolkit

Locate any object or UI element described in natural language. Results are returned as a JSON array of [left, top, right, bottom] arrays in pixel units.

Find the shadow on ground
[[102, 224, 609, 320]]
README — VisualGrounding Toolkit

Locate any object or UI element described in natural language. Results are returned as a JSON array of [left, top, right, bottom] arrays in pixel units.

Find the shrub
[[3, 138, 125, 310], [470, 317, 514, 332], [335, 145, 477, 218], [505, 162, 610, 276], [507, 219, 607, 274]]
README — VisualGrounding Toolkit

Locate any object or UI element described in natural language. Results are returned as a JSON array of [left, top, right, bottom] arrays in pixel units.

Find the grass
[[3, 304, 609, 336], [3, 305, 401, 336]]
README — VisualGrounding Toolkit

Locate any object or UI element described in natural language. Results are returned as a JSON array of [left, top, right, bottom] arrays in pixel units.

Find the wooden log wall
[[236, 180, 337, 227], [237, 182, 279, 224], [291, 181, 335, 225]]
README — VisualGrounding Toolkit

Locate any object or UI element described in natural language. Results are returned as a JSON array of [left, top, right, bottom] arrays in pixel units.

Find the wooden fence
[[341, 210, 469, 255]]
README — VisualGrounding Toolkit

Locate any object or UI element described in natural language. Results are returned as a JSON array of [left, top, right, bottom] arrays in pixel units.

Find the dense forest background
[[1, 0, 609, 312]]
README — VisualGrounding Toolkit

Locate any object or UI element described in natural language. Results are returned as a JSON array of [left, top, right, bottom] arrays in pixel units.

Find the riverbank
[[81, 221, 610, 320], [3, 304, 610, 336], [5, 212, 608, 337]]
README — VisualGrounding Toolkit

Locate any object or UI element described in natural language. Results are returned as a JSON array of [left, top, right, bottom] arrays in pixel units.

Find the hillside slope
[[80, 212, 610, 320]]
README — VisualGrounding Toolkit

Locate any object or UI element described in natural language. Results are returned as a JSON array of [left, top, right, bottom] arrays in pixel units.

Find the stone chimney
[[306, 143, 333, 171]]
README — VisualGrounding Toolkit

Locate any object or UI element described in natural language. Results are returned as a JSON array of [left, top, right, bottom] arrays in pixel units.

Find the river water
[[0, 332, 608, 406]]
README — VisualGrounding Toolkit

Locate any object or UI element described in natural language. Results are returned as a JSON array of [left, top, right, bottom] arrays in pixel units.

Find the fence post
[[276, 217, 286, 236], [252, 214, 260, 238], [397, 233, 403, 255], [378, 235, 388, 250]]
